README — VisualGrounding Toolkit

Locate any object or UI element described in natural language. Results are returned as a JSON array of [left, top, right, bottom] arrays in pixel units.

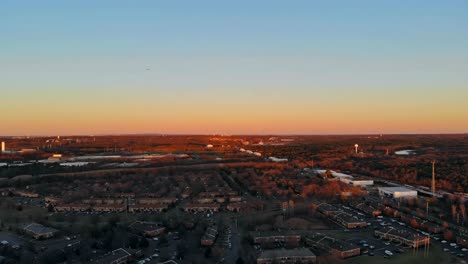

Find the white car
[[385, 250, 393, 256], [462, 248, 468, 252], [450, 243, 457, 247], [441, 240, 447, 243], [443, 248, 450, 252]]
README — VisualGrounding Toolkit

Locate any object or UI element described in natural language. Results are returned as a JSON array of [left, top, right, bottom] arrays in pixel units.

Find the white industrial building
[[378, 187, 417, 198], [268, 157, 288, 162], [340, 178, 374, 186], [315, 170, 353, 179]]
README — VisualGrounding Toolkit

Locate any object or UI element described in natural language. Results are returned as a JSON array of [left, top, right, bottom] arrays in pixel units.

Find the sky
[[1, 0, 467, 135]]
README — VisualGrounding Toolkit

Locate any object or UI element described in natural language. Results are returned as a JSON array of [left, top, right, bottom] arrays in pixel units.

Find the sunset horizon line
[[1, 132, 466, 138]]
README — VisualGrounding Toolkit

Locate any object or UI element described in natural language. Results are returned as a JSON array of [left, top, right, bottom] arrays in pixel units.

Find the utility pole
[[431, 161, 436, 194]]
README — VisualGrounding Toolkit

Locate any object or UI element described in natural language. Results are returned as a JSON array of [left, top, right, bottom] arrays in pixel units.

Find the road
[[223, 219, 240, 264]]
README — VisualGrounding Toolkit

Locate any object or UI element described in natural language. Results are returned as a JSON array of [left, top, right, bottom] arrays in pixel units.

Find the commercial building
[[22, 223, 58, 240], [316, 203, 367, 229], [316, 170, 354, 179], [378, 187, 417, 198], [334, 212, 368, 229], [339, 178, 374, 186], [316, 203, 341, 217], [257, 248, 316, 264], [1, 142, 5, 152], [305, 234, 360, 259], [375, 227, 430, 248]]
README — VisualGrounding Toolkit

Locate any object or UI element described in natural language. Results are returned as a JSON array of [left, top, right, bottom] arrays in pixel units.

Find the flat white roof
[[315, 170, 354, 179], [378, 187, 415, 193]]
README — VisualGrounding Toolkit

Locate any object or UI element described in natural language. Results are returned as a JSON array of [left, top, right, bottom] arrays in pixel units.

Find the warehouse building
[[378, 187, 417, 198], [339, 178, 374, 186]]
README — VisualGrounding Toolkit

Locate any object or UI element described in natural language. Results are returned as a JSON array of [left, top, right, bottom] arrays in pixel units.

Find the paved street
[[224, 219, 240, 264]]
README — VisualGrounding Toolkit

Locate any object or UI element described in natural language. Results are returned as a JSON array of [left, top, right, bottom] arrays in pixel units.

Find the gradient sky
[[1, 0, 467, 135]]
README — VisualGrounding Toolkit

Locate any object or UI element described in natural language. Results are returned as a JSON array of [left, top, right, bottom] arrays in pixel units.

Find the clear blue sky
[[1, 0, 467, 135]]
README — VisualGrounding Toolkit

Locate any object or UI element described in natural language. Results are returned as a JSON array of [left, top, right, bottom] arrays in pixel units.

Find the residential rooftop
[[259, 248, 316, 259]]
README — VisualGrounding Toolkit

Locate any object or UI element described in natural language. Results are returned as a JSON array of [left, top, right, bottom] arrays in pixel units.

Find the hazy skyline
[[2, 1, 467, 135]]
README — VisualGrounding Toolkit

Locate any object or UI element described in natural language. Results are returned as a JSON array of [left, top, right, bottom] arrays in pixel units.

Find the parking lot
[[340, 203, 468, 262], [0, 231, 25, 247]]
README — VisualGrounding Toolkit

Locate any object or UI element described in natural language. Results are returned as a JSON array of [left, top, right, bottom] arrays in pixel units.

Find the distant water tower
[[354, 144, 359, 154], [1, 141, 5, 152]]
